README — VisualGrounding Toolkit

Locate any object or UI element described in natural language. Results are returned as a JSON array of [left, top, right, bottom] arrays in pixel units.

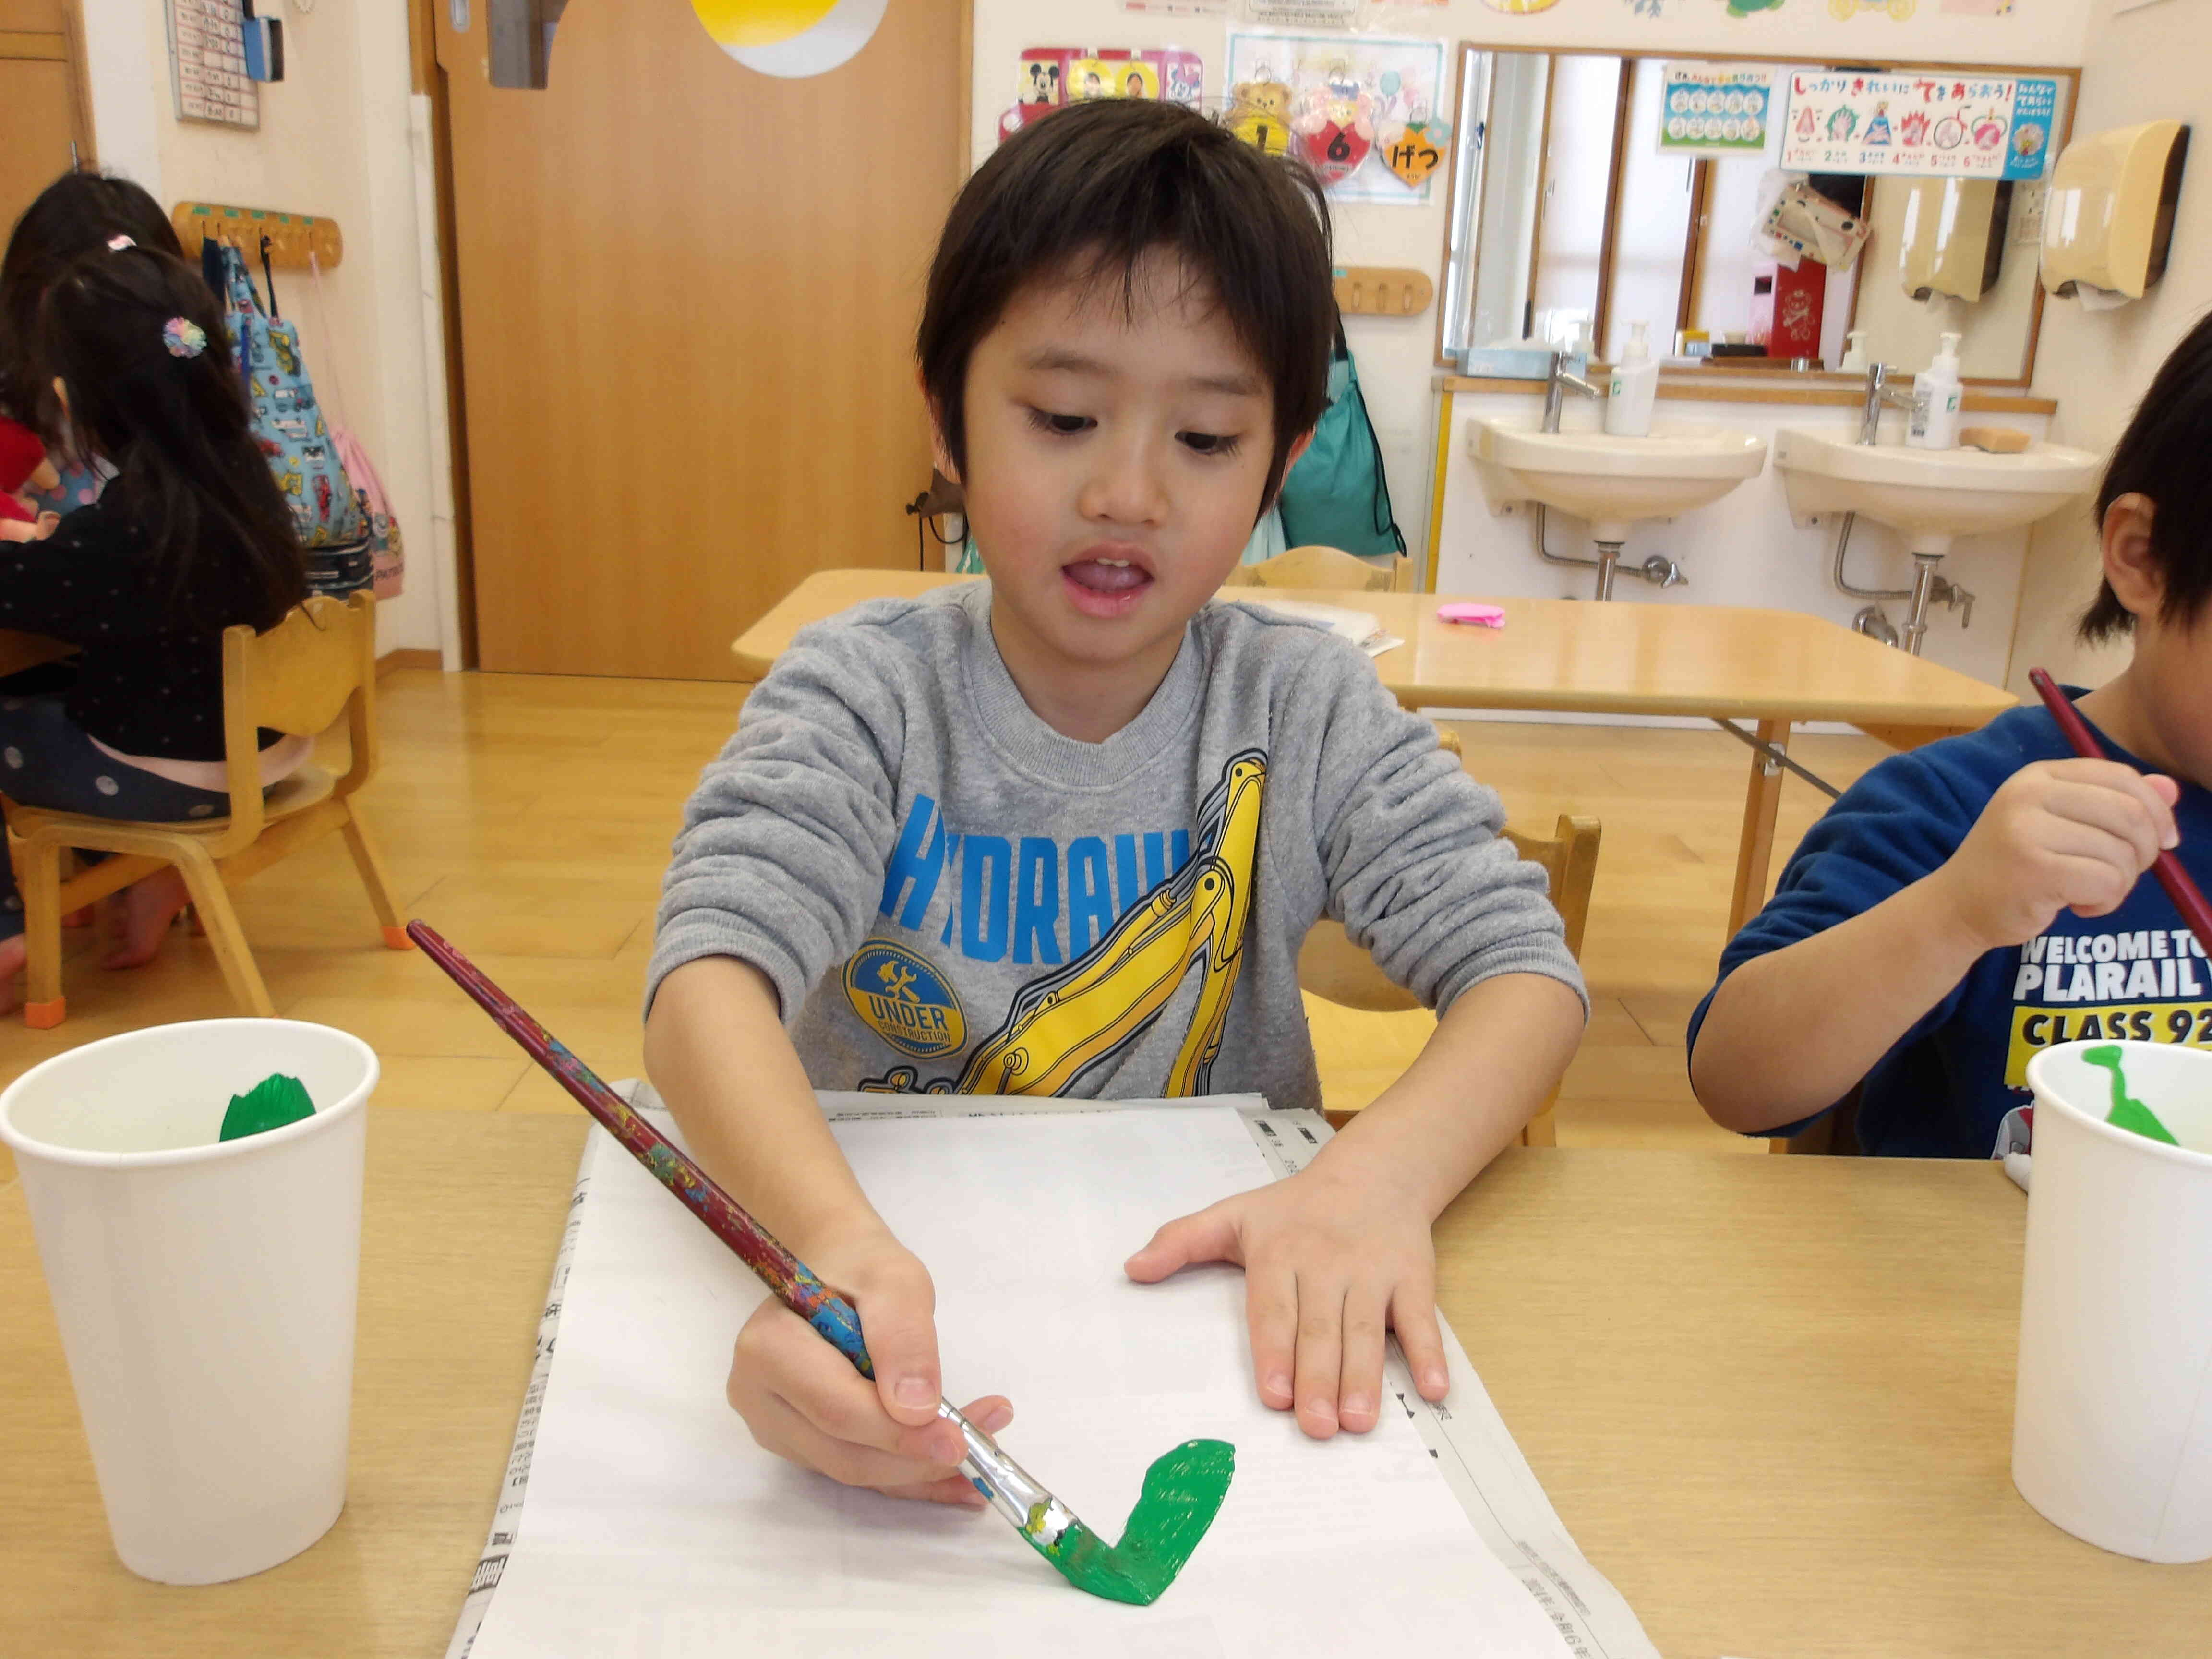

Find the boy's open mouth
[[1061, 549, 1155, 619]]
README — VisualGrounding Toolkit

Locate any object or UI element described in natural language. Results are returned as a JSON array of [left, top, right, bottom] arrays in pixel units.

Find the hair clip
[[106, 234, 135, 252], [162, 317, 208, 360]]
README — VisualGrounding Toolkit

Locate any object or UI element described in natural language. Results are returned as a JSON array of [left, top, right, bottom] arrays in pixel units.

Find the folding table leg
[[1727, 718, 1790, 941]]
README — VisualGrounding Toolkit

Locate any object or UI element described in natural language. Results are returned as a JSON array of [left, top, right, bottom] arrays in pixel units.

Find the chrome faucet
[[1542, 350, 1605, 434], [1860, 363, 1914, 445]]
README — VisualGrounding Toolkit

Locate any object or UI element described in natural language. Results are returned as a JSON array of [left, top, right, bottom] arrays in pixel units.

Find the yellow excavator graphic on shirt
[[860, 751, 1266, 1098]]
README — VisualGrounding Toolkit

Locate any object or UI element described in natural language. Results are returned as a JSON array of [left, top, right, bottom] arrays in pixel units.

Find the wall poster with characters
[[1781, 70, 2058, 180], [1224, 33, 1449, 204], [999, 48, 1206, 144]]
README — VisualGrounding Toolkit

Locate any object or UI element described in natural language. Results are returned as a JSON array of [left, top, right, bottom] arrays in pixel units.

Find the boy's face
[[939, 252, 1291, 685]]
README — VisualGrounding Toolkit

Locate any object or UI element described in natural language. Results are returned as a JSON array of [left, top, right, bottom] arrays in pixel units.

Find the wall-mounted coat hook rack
[[170, 203, 344, 270]]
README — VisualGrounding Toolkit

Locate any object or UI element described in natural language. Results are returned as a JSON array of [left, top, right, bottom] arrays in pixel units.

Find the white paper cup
[[2016, 1039, 2212, 1563], [0, 1019, 377, 1584]]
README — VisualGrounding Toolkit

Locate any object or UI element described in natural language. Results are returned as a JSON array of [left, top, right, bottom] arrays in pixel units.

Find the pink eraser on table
[[1437, 602, 1505, 628]]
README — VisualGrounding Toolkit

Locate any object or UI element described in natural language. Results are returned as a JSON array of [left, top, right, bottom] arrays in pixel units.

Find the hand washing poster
[[1781, 71, 2058, 180], [1657, 64, 1772, 156]]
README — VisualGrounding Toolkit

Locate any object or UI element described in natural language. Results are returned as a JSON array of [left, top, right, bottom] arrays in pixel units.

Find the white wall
[[973, 0, 2094, 574], [1606, 58, 1695, 362], [2011, 0, 2211, 697], [1852, 171, 2052, 381], [1689, 69, 1786, 343], [57, 1, 2106, 667], [1528, 52, 1619, 349], [1467, 50, 1544, 350], [74, 0, 443, 658]]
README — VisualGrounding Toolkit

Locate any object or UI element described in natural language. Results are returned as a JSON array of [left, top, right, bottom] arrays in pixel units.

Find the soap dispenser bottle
[[1604, 320, 1659, 437], [1566, 317, 1595, 372], [1908, 332, 1964, 450]]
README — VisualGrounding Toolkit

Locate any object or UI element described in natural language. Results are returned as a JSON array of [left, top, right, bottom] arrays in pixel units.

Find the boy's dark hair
[[2080, 308, 2212, 642], [1, 171, 184, 434], [918, 99, 1334, 516], [33, 245, 305, 632]]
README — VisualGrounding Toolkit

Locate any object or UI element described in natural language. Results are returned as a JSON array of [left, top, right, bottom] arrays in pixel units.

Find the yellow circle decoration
[[688, 0, 887, 77], [688, 0, 837, 46]]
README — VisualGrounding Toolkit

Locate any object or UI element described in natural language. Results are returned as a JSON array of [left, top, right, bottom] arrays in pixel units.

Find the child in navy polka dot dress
[[0, 236, 307, 1008], [1, 173, 204, 969]]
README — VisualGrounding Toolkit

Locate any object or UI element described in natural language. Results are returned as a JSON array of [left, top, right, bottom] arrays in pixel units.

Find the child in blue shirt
[[1690, 313, 2212, 1156]]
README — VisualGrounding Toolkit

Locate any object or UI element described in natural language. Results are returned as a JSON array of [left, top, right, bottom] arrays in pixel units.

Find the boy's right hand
[[723, 1224, 1011, 1507], [1936, 758, 2182, 950]]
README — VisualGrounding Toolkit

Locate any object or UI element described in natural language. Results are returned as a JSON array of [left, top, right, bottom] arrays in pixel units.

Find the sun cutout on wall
[[688, 0, 889, 78]]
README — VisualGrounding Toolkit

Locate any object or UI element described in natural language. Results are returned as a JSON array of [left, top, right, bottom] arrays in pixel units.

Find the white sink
[[1469, 419, 1768, 543], [1774, 427, 2103, 554]]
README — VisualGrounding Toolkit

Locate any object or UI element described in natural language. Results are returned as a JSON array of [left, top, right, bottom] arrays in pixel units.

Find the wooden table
[[731, 571, 2018, 934], [7, 1111, 2205, 1656]]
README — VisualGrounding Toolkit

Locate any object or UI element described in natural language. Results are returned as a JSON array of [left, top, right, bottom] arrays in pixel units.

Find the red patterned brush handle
[[2027, 669, 2212, 959], [404, 921, 875, 1375]]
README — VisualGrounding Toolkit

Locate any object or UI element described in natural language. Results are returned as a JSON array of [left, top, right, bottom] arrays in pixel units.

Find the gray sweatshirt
[[649, 581, 1583, 1110]]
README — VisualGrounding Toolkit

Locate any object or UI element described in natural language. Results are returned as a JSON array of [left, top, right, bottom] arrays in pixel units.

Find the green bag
[[1274, 324, 1405, 561]]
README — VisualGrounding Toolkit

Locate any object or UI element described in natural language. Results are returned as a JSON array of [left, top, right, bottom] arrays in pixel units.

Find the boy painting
[[645, 101, 1584, 1511], [1691, 314, 2212, 1157]]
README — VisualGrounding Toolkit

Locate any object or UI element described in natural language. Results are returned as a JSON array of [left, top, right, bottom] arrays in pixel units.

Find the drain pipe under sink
[[1530, 505, 1687, 600], [1831, 511, 1910, 645]]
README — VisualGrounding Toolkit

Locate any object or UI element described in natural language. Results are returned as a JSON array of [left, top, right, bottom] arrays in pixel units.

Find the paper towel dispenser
[[1899, 178, 2012, 303], [2042, 120, 2190, 301]]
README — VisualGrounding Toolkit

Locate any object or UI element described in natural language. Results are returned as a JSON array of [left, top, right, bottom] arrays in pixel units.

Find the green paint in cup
[[218, 1074, 315, 1142], [2082, 1046, 2180, 1148]]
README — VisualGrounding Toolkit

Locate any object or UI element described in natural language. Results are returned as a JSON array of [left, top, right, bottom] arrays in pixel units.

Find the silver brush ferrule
[[938, 1398, 1082, 1551]]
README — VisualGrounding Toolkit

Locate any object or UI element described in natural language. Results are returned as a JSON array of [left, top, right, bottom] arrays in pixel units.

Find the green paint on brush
[[218, 1073, 315, 1141], [2082, 1046, 2180, 1147], [1032, 1438, 1234, 1606]]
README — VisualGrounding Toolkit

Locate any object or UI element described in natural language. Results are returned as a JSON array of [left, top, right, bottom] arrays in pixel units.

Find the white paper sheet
[[1222, 595, 1405, 657], [458, 1100, 1584, 1659]]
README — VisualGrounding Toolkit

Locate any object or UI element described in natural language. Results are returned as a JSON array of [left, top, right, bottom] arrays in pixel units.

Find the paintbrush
[[2027, 668, 2212, 959], [405, 920, 1232, 1606]]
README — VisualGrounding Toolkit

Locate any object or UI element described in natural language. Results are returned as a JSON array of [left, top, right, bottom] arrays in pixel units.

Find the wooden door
[[0, 0, 94, 237], [433, 0, 964, 679]]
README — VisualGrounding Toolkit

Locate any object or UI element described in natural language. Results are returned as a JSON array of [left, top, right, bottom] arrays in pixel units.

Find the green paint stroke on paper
[[2083, 1046, 2180, 1147], [218, 1073, 315, 1142], [1036, 1438, 1235, 1606]]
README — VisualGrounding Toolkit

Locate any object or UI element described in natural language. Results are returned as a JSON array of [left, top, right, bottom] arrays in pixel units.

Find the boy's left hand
[[1124, 1160, 1448, 1438]]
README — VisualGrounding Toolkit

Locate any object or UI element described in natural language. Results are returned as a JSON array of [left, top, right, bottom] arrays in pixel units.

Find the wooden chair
[[1223, 550, 1585, 1142], [1219, 543, 1414, 593], [1299, 794, 1601, 1148], [3, 592, 410, 1026]]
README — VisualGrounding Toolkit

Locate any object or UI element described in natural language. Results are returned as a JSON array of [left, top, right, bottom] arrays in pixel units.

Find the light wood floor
[[0, 671, 1896, 1183]]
